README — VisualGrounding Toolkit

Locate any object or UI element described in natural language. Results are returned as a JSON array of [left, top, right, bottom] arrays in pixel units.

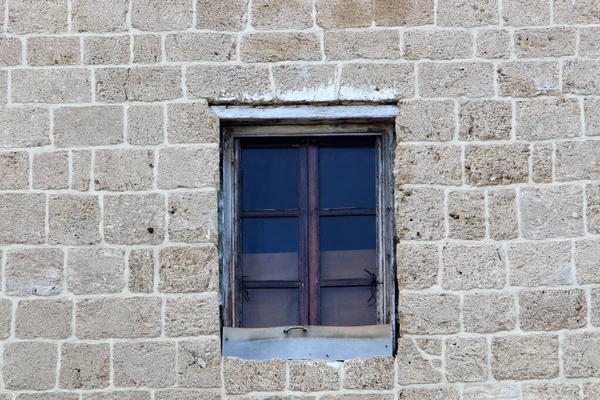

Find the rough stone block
[[498, 61, 560, 97], [8, 0, 67, 33], [589, 184, 600, 234], [114, 342, 176, 388], [579, 27, 600, 57], [165, 32, 236, 62], [576, 239, 600, 284], [84, 36, 130, 65], [556, 141, 600, 181], [522, 383, 580, 400], [464, 386, 521, 400], [437, 0, 498, 26], [133, 35, 162, 63], [324, 30, 400, 60], [0, 71, 6, 104], [27, 36, 79, 66], [129, 249, 154, 293], [396, 145, 462, 185], [273, 64, 337, 103], [177, 338, 221, 388], [397, 243, 438, 289], [508, 241, 573, 287], [443, 244, 504, 290], [520, 289, 587, 331], [154, 391, 218, 400], [516, 98, 581, 140], [591, 288, 600, 326], [167, 103, 218, 144], [586, 98, 600, 136], [344, 357, 394, 390], [397, 100, 455, 142], [76, 297, 162, 339], [72, 0, 128, 32], [447, 191, 486, 240], [446, 337, 488, 382], [159, 246, 217, 293], [315, 0, 372, 28], [168, 192, 218, 244], [465, 144, 529, 186], [4, 342, 57, 390], [12, 69, 91, 103], [241, 32, 320, 63], [375, 0, 434, 26], [83, 393, 151, 400], [397, 388, 460, 400], [104, 194, 165, 245], [94, 149, 154, 191], [399, 293, 460, 334], [340, 63, 414, 101], [476, 29, 511, 58], [532, 143, 553, 183], [459, 100, 512, 141], [520, 185, 584, 239], [0, 194, 45, 245], [0, 107, 50, 148], [463, 293, 515, 333], [515, 27, 576, 58], [96, 67, 182, 102], [502, 0, 550, 25], [0, 151, 29, 189], [586, 383, 600, 399], [68, 248, 125, 294], [492, 335, 559, 380], [165, 294, 220, 336], [5, 248, 63, 296], [196, 0, 248, 30], [397, 337, 442, 385], [288, 360, 340, 391], [60, 343, 110, 389], [16, 299, 71, 339], [0, 37, 21, 66], [223, 357, 286, 394], [252, 0, 312, 29], [396, 188, 445, 240], [186, 64, 273, 103], [131, 0, 193, 31], [158, 147, 219, 189], [54, 106, 123, 147], [563, 332, 600, 377], [16, 394, 78, 400], [72, 150, 91, 191], [404, 29, 472, 60], [128, 105, 164, 145], [419, 62, 493, 98], [488, 189, 519, 240], [564, 60, 600, 95], [49, 194, 101, 245], [554, 0, 600, 23], [32, 151, 69, 190], [0, 299, 11, 339]]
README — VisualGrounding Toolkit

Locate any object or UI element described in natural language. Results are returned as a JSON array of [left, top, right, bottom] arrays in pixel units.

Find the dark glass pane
[[320, 216, 377, 280], [242, 147, 299, 210], [319, 146, 376, 208], [321, 287, 377, 326], [242, 288, 299, 328], [242, 218, 299, 281]]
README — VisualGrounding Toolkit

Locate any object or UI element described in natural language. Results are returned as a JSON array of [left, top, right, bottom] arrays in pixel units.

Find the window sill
[[222, 324, 393, 361]]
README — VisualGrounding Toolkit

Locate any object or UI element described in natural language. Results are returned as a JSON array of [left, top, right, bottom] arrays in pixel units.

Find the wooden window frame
[[219, 116, 397, 360]]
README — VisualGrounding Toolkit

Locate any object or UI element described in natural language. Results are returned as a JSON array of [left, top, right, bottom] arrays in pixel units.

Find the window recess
[[219, 115, 396, 361]]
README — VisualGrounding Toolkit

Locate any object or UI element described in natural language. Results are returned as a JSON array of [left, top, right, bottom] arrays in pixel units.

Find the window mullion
[[298, 142, 310, 326], [307, 142, 320, 325]]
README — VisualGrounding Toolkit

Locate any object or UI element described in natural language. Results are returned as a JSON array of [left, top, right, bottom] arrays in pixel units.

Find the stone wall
[[0, 0, 599, 399]]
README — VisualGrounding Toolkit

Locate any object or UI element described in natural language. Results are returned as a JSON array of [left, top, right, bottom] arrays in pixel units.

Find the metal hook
[[283, 326, 308, 334], [364, 269, 380, 305]]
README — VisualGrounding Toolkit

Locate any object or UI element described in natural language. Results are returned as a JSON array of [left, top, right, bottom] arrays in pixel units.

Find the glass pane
[[242, 147, 299, 210], [242, 218, 299, 281], [319, 146, 376, 208], [242, 288, 299, 328], [321, 287, 377, 326], [320, 216, 377, 280]]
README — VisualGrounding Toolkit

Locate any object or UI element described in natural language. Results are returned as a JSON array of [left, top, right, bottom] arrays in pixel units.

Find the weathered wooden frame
[[218, 106, 397, 360]]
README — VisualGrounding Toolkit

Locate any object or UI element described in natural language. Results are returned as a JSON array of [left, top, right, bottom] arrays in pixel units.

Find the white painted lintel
[[210, 105, 398, 121]]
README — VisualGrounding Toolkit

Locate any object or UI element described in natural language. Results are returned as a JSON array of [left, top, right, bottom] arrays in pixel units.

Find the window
[[219, 111, 396, 360]]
